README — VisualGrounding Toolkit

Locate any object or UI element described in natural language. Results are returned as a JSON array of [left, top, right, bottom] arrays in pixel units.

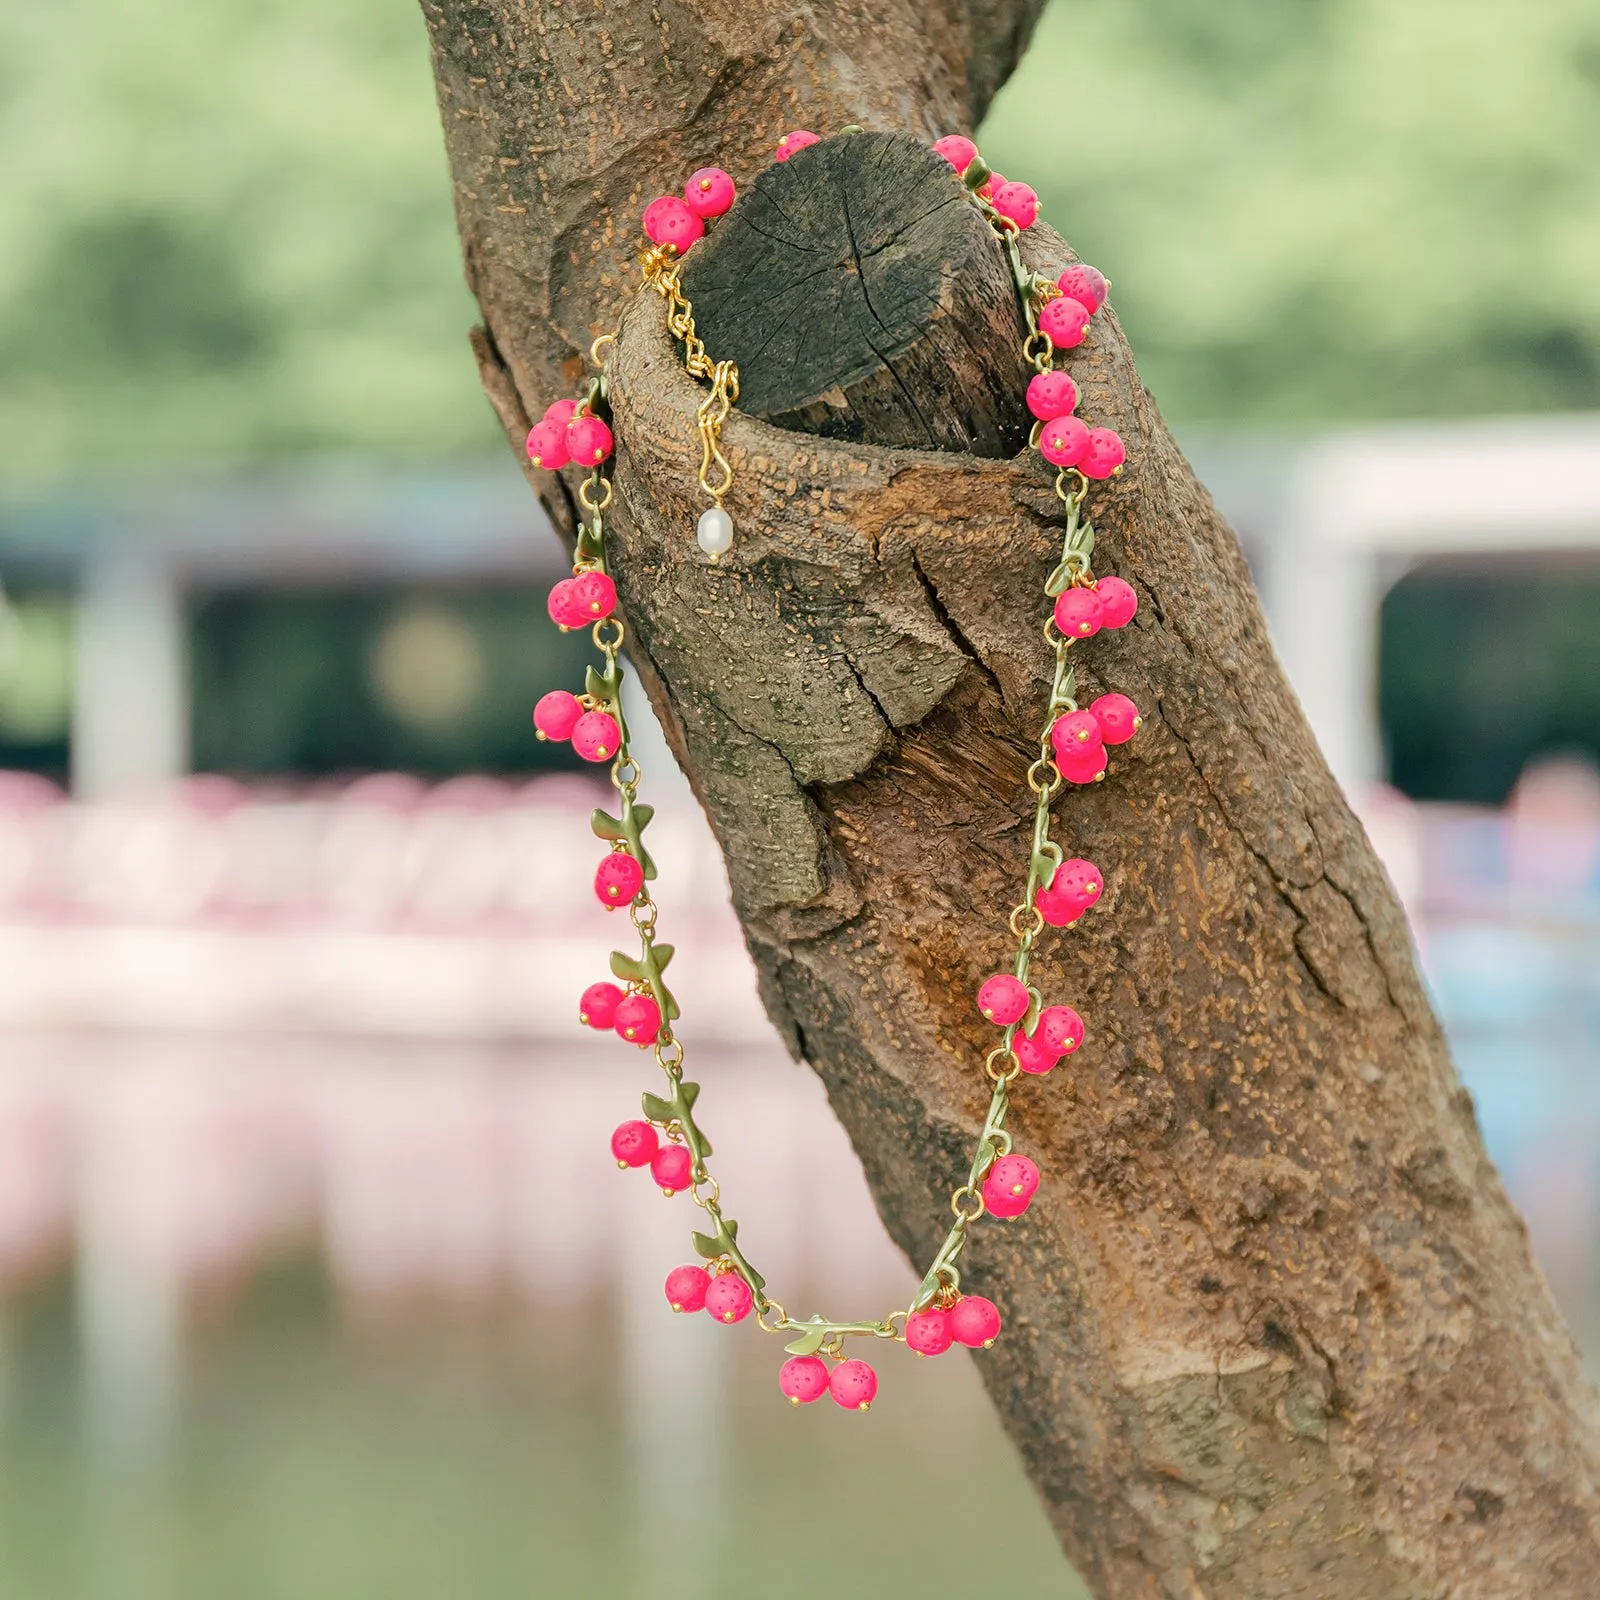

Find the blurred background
[[0, 1, 1597, 1596]]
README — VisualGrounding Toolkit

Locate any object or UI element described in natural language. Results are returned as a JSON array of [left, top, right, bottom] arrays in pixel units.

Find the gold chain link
[[641, 246, 740, 509]]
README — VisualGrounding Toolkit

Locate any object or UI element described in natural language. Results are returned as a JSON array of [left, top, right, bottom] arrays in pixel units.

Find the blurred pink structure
[[0, 769, 769, 1039], [0, 770, 915, 1434], [0, 765, 1596, 1467]]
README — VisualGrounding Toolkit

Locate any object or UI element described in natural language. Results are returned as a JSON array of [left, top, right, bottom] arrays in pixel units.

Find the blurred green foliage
[[0, 0, 1595, 494], [983, 0, 1600, 422], [0, 1, 497, 489]]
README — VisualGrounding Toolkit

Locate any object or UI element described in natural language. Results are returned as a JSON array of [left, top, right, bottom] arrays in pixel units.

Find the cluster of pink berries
[[640, 165, 738, 255], [545, 569, 617, 632], [526, 397, 615, 475], [904, 1293, 1003, 1355], [611, 1117, 691, 1193], [1036, 855, 1102, 929], [588, 985, 663, 1048], [663, 1262, 756, 1323], [1053, 573, 1137, 642], [778, 1355, 878, 1409], [532, 691, 620, 763], [1048, 693, 1140, 785], [926, 135, 1123, 481], [977, 972, 1088, 1080]]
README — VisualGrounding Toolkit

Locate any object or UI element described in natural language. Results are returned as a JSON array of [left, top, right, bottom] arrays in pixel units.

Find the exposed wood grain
[[680, 132, 1029, 452], [421, 6, 1600, 1594]]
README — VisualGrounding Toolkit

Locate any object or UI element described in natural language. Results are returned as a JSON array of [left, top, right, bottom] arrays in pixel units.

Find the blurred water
[[0, 769, 1595, 1599]]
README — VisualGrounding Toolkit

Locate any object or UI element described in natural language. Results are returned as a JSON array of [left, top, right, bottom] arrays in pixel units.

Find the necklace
[[530, 128, 1139, 1411]]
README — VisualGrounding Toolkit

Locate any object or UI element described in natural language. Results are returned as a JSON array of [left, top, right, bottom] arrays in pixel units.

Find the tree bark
[[420, 4, 1600, 1595]]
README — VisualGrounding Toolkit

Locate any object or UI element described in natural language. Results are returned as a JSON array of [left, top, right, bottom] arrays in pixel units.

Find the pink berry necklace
[[530, 129, 1139, 1411]]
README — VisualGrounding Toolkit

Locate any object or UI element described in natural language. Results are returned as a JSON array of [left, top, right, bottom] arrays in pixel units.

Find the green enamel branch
[[592, 799, 657, 880], [610, 940, 679, 1025]]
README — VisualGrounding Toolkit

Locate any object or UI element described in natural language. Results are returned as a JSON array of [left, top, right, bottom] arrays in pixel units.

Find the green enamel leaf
[[575, 525, 605, 567], [585, 665, 620, 704], [610, 951, 646, 982], [1022, 991, 1042, 1035], [641, 1091, 676, 1124], [783, 1326, 828, 1357], [591, 807, 625, 842], [691, 1231, 723, 1260], [680, 1081, 700, 1109]]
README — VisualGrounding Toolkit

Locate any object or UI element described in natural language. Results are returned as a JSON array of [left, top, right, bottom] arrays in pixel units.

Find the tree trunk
[[420, 4, 1600, 1595]]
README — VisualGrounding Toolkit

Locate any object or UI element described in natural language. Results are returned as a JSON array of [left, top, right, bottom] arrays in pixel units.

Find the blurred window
[[0, 585, 74, 782], [1380, 555, 1600, 803], [189, 584, 595, 777]]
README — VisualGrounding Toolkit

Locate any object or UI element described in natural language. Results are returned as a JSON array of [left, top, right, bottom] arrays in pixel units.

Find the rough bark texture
[[421, 5, 1600, 1596]]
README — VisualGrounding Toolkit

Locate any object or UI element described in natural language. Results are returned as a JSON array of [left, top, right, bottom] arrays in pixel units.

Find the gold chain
[[641, 246, 740, 507]]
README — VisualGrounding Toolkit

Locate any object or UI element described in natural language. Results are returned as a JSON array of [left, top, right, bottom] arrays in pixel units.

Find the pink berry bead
[[543, 398, 578, 426], [643, 194, 706, 254], [1050, 709, 1103, 760], [989, 180, 1039, 229], [683, 167, 736, 219], [933, 134, 979, 174], [1040, 296, 1093, 349], [775, 130, 820, 161], [525, 418, 570, 470], [1095, 575, 1138, 629], [594, 851, 645, 908], [664, 1265, 711, 1312], [1039, 415, 1089, 468], [581, 980, 626, 1029], [829, 1358, 878, 1411], [704, 1273, 754, 1324], [977, 973, 1029, 1026], [992, 1155, 1041, 1202], [949, 1295, 1002, 1348], [1053, 588, 1103, 639], [1057, 741, 1109, 785], [1010, 1030, 1057, 1076], [571, 710, 621, 763], [904, 1306, 954, 1356], [533, 690, 583, 742], [982, 1157, 1038, 1217], [611, 1119, 659, 1168], [1091, 693, 1141, 744], [1080, 427, 1126, 480], [651, 1142, 694, 1195], [779, 1355, 831, 1404], [614, 991, 662, 1045], [1026, 370, 1079, 421], [571, 570, 617, 621], [1057, 263, 1107, 314], [1049, 858, 1103, 916], [1035, 882, 1079, 928], [566, 414, 615, 468], [1036, 1004, 1085, 1055], [983, 1182, 1030, 1219], [547, 577, 590, 631]]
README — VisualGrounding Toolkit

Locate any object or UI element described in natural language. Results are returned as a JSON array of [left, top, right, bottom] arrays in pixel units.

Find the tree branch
[[422, 6, 1600, 1595]]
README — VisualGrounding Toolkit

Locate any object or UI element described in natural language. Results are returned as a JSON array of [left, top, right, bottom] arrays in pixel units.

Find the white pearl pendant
[[696, 505, 734, 559]]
